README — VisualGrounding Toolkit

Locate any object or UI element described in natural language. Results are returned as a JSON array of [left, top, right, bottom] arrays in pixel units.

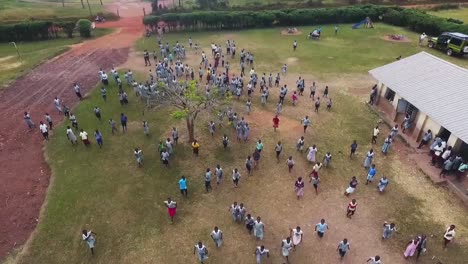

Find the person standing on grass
[[292, 91, 298, 106], [171, 127, 179, 145], [208, 121, 216, 136], [192, 140, 200, 156], [54, 97, 62, 114], [416, 235, 427, 259], [337, 239, 350, 259], [273, 115, 280, 131], [372, 125, 379, 144], [238, 203, 246, 223], [346, 199, 357, 218], [161, 149, 170, 167], [366, 164, 377, 185], [417, 129, 432, 149], [94, 130, 103, 148], [326, 98, 332, 110], [63, 104, 70, 118], [307, 145, 318, 163], [367, 255, 381, 264], [243, 123, 250, 142], [287, 156, 296, 173], [66, 126, 77, 145], [443, 225, 456, 248], [311, 172, 320, 195], [293, 40, 297, 51], [74, 83, 83, 100], [382, 222, 396, 239], [109, 119, 118, 135], [309, 162, 322, 180], [165, 138, 173, 156], [404, 237, 420, 259], [193, 241, 208, 264], [254, 217, 264, 240], [120, 113, 128, 133], [382, 135, 392, 155], [323, 152, 332, 167], [276, 102, 282, 115], [205, 168, 213, 192], [390, 124, 399, 140], [323, 86, 329, 98], [215, 164, 223, 185], [142, 121, 149, 136], [44, 113, 53, 130], [101, 71, 109, 86], [39, 121, 49, 141], [296, 136, 305, 152], [344, 176, 358, 196], [363, 149, 375, 169], [294, 177, 305, 199], [377, 176, 389, 192], [255, 245, 270, 264], [290, 226, 303, 249], [179, 176, 188, 197], [350, 140, 358, 159], [211, 227, 223, 248], [229, 202, 240, 222], [82, 230, 96, 255], [232, 168, 241, 187], [334, 25, 339, 35], [246, 156, 253, 176], [310, 81, 317, 99], [93, 107, 101, 122], [134, 148, 143, 167], [282, 64, 287, 75], [315, 219, 329, 238], [80, 129, 90, 147], [164, 198, 177, 223], [24, 111, 35, 130], [246, 99, 252, 114], [281, 237, 294, 263], [301, 116, 311, 133], [69, 113, 78, 130], [314, 97, 321, 113], [144, 49, 151, 66], [275, 141, 283, 161], [245, 214, 255, 234], [222, 134, 229, 149], [100, 87, 107, 102]]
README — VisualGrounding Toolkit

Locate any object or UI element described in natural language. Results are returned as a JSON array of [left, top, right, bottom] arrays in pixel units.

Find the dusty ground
[[0, 0, 149, 259], [381, 35, 412, 43]]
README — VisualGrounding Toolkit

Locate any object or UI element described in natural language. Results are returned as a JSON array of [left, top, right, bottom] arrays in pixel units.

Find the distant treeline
[[143, 5, 468, 36]]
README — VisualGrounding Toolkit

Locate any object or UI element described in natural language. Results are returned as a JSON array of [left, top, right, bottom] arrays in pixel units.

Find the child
[[323, 152, 332, 167], [292, 91, 298, 106], [287, 156, 295, 173], [296, 136, 305, 152]]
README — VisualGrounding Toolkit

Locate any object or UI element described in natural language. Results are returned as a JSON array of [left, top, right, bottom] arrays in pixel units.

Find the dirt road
[[0, 0, 149, 258]]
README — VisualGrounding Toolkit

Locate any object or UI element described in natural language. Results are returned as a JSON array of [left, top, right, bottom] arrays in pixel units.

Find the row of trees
[[0, 19, 93, 42], [143, 5, 468, 36]]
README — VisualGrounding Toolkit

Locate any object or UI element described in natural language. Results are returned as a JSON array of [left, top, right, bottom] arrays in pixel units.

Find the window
[[385, 88, 395, 102], [449, 37, 462, 46]]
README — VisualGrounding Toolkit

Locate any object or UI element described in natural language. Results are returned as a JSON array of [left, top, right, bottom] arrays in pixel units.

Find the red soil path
[[0, 0, 149, 259]]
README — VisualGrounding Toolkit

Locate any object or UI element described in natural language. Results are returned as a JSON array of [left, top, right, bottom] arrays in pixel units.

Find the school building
[[369, 51, 468, 157]]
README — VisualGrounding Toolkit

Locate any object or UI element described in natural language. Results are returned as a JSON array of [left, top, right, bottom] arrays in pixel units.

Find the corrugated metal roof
[[369, 51, 468, 143]]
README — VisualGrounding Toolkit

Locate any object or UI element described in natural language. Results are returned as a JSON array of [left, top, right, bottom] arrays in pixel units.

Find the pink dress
[[403, 240, 419, 257]]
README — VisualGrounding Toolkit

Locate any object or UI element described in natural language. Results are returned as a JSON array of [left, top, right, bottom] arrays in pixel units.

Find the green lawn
[[429, 7, 468, 23], [137, 23, 468, 78], [13, 25, 468, 264], [0, 0, 112, 24], [0, 28, 112, 88]]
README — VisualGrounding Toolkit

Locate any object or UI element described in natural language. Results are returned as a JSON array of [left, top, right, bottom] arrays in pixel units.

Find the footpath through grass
[[0, 28, 112, 88]]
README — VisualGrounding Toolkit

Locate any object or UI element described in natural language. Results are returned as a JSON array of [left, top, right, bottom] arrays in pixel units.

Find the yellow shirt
[[192, 142, 200, 149]]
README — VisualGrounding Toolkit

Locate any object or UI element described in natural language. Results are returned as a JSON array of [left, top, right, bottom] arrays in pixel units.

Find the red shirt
[[273, 117, 280, 125], [348, 201, 357, 211]]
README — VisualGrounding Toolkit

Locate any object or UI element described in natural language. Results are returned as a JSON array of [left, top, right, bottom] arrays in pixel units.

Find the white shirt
[[292, 229, 303, 237], [39, 124, 48, 133], [211, 230, 222, 239], [368, 257, 381, 264], [79, 131, 88, 140], [256, 246, 269, 255], [444, 228, 455, 240], [441, 150, 451, 160], [373, 128, 380, 136], [164, 201, 176, 208]]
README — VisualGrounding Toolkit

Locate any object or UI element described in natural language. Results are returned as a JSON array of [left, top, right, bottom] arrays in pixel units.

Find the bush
[[76, 19, 92, 38], [57, 21, 75, 38], [0, 21, 52, 42], [142, 5, 468, 36]]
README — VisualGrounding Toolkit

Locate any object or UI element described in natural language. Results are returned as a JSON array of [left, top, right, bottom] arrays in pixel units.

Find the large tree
[[149, 80, 227, 142]]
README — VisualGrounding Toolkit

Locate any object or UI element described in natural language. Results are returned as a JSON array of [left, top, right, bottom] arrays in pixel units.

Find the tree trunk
[[186, 117, 195, 142], [80, 0, 85, 8], [62, 0, 65, 7], [100, 0, 103, 5]]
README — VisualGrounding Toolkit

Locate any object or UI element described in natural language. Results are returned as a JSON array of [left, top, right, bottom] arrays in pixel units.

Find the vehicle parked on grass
[[428, 32, 468, 56]]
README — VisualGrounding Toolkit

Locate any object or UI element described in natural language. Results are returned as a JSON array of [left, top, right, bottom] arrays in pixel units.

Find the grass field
[[429, 7, 468, 23], [13, 24, 468, 264], [0, 0, 112, 23], [0, 28, 112, 88]]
